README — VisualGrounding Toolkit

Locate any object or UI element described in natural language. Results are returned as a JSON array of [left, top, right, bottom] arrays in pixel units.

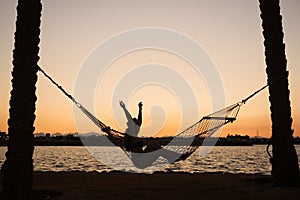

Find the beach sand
[[1, 171, 299, 200]]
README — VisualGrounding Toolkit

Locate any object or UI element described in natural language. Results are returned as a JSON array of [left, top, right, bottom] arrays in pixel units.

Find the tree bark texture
[[259, 0, 299, 186], [2, 0, 42, 198]]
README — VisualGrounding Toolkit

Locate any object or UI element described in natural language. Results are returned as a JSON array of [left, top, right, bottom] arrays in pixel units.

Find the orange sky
[[0, 0, 299, 138]]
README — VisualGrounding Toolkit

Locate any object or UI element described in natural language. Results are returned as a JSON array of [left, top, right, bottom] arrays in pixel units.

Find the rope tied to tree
[[36, 65, 81, 108], [241, 71, 288, 105]]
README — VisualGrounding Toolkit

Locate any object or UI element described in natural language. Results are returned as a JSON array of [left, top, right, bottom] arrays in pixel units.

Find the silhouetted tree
[[1, 0, 42, 198], [259, 0, 299, 186]]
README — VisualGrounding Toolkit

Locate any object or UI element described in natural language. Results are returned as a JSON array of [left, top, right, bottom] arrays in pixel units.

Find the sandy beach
[[1, 171, 299, 200]]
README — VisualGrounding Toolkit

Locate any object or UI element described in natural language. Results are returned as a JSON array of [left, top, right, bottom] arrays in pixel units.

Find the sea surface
[[0, 145, 299, 174]]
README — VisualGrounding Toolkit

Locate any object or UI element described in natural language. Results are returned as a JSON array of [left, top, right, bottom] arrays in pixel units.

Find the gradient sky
[[1, 0, 299, 138]]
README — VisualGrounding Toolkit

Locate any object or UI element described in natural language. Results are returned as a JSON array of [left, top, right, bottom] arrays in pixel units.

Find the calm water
[[0, 145, 299, 175]]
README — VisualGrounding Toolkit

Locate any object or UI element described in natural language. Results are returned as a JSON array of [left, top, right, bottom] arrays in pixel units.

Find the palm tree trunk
[[1, 0, 42, 198], [259, 0, 299, 186]]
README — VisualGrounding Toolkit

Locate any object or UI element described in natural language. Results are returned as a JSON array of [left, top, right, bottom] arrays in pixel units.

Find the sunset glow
[[1, 0, 299, 138]]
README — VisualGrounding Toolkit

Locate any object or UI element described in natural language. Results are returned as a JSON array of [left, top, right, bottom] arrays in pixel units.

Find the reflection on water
[[0, 145, 299, 174]]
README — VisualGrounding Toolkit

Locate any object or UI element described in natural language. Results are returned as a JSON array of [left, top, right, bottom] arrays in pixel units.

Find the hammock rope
[[37, 65, 281, 161]]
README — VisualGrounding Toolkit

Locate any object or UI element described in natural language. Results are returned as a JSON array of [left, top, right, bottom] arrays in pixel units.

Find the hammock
[[37, 66, 270, 162], [79, 99, 242, 160]]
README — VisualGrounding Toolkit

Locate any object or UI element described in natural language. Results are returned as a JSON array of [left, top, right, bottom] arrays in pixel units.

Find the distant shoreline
[[1, 134, 300, 147]]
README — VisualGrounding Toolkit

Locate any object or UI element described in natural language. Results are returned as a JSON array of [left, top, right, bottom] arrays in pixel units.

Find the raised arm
[[137, 102, 143, 126], [119, 100, 132, 122]]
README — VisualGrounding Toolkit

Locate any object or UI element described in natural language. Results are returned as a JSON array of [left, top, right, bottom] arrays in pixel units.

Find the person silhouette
[[119, 100, 144, 152], [119, 101, 182, 168], [119, 100, 142, 136]]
